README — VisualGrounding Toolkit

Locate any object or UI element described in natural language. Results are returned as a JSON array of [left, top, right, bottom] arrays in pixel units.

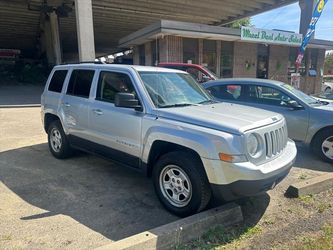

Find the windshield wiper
[[159, 103, 197, 108], [197, 100, 217, 105]]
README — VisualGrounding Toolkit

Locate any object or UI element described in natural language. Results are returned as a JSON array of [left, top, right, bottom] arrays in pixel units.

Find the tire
[[325, 87, 331, 93], [152, 151, 211, 217], [311, 128, 333, 164], [47, 120, 72, 159]]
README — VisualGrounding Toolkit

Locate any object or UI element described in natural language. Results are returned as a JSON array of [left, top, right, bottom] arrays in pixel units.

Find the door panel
[[88, 70, 143, 167]]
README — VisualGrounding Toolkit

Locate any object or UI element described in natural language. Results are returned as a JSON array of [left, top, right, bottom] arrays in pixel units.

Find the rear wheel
[[47, 120, 72, 159], [312, 128, 333, 163], [152, 151, 211, 217]]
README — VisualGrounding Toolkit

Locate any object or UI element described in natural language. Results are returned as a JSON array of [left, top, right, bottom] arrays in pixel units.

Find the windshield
[[139, 72, 212, 108], [281, 84, 320, 105], [202, 66, 218, 80]]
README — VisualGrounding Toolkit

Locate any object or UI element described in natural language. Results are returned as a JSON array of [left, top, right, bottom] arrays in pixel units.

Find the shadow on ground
[[294, 143, 333, 172], [0, 84, 44, 106], [0, 143, 178, 241]]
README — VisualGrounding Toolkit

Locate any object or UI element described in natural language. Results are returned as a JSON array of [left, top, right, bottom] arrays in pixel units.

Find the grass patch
[[298, 195, 314, 204], [177, 224, 262, 250], [317, 203, 331, 213], [298, 173, 308, 180], [285, 223, 333, 250], [0, 235, 12, 241]]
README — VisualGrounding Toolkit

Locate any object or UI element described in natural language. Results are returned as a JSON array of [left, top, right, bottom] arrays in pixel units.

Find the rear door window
[[208, 84, 242, 100], [67, 70, 95, 98], [48, 70, 68, 93]]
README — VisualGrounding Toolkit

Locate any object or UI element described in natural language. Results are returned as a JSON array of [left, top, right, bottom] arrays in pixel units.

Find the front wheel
[[312, 129, 333, 163], [152, 151, 211, 217]]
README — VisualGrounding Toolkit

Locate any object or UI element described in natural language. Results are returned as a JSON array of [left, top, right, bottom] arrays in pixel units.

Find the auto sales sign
[[241, 26, 302, 46]]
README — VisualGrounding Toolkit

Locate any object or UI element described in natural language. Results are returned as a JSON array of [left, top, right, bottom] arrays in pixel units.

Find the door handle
[[63, 102, 71, 107], [93, 109, 103, 115]]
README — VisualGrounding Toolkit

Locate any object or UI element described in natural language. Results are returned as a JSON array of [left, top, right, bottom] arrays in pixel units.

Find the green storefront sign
[[241, 26, 302, 46]]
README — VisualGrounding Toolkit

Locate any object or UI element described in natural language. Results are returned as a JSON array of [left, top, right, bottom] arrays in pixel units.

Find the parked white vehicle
[[322, 75, 333, 92], [41, 63, 297, 216]]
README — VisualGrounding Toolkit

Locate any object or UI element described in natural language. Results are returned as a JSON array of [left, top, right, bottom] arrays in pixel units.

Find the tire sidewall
[[47, 120, 70, 159], [312, 129, 333, 163], [152, 152, 210, 217]]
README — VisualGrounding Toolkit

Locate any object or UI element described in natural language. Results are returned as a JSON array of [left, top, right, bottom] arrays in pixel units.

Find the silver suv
[[41, 63, 297, 216]]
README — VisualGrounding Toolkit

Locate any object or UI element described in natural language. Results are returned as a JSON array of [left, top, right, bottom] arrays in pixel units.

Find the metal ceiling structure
[[0, 0, 298, 56]]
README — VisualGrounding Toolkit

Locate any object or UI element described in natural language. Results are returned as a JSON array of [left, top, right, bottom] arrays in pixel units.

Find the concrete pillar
[[216, 41, 221, 77], [198, 39, 203, 65], [40, 12, 62, 65], [75, 0, 95, 62], [49, 12, 62, 65], [145, 43, 152, 66], [133, 46, 140, 65]]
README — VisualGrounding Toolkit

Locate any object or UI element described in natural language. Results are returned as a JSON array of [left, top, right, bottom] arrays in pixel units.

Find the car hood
[[312, 102, 333, 112], [156, 102, 283, 135]]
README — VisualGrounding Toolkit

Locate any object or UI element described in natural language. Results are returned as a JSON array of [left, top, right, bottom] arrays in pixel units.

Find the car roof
[[158, 62, 202, 67], [203, 78, 286, 88], [53, 63, 187, 74]]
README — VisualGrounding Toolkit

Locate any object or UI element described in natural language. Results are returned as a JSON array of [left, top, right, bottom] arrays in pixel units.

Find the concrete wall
[[268, 45, 289, 83], [233, 42, 257, 77]]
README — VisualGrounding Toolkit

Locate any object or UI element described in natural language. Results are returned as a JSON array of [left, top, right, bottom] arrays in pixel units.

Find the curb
[[0, 104, 41, 108], [96, 203, 243, 250], [286, 172, 333, 198]]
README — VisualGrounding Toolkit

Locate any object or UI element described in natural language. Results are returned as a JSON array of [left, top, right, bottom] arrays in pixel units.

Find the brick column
[[268, 45, 289, 82], [233, 42, 257, 77]]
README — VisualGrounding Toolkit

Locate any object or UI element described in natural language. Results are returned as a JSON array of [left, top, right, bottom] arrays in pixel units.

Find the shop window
[[139, 45, 145, 65], [220, 42, 234, 78], [203, 40, 216, 73], [151, 40, 159, 66], [183, 38, 198, 64], [257, 44, 269, 79]]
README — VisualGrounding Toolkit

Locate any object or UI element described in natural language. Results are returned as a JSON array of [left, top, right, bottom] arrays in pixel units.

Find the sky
[[252, 1, 333, 41]]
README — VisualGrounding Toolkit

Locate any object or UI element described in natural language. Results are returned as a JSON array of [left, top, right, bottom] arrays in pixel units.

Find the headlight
[[247, 133, 262, 158]]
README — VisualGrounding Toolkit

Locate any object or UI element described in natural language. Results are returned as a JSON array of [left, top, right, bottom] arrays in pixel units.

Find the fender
[[141, 125, 242, 163]]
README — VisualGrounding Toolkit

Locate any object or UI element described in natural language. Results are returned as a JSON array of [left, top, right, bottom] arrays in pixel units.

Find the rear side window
[[67, 70, 95, 98], [48, 70, 68, 93]]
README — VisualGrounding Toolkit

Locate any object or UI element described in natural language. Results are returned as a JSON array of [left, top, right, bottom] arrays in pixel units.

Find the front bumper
[[202, 139, 297, 201]]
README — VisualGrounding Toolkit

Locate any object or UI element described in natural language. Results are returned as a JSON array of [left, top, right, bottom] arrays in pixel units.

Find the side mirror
[[200, 75, 211, 83], [288, 100, 303, 110], [115, 93, 142, 111]]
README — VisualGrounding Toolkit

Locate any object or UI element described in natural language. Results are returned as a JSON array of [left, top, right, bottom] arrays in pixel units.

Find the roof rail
[[59, 61, 107, 65]]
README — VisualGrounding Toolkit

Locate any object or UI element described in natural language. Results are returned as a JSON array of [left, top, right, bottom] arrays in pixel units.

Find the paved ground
[[0, 85, 332, 249], [0, 107, 178, 250]]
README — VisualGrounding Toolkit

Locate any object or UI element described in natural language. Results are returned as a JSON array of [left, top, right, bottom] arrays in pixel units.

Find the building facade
[[122, 21, 332, 94]]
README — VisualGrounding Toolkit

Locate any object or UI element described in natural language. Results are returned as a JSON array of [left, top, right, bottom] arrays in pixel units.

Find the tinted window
[[208, 85, 242, 100], [67, 70, 95, 98], [248, 85, 293, 107], [48, 70, 68, 93], [96, 71, 136, 103]]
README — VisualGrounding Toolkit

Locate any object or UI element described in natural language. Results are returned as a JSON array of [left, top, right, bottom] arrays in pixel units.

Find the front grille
[[264, 124, 288, 158]]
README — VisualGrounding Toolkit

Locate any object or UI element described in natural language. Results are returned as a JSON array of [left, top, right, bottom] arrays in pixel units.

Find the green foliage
[[324, 52, 333, 74], [225, 18, 251, 29]]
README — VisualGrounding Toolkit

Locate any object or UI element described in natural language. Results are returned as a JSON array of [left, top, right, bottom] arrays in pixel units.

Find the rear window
[[67, 70, 95, 98], [48, 70, 68, 93]]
